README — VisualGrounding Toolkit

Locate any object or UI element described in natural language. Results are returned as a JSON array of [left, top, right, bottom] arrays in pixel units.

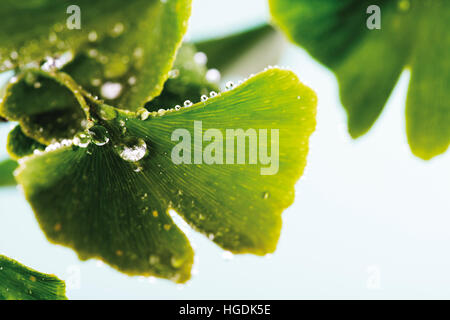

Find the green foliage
[[15, 69, 316, 282], [7, 125, 46, 160], [195, 24, 276, 72], [0, 159, 18, 187], [0, 0, 317, 286], [269, 0, 450, 159], [0, 0, 192, 110], [0, 255, 67, 300]]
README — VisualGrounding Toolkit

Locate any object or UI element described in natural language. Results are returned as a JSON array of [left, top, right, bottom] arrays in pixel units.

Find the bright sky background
[[0, 0, 449, 299]]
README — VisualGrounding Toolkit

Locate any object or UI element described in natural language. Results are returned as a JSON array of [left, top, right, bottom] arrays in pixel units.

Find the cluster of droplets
[[41, 52, 74, 72]]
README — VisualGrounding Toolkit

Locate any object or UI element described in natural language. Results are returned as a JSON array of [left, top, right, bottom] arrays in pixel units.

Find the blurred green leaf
[[269, 0, 449, 159], [145, 43, 219, 112], [0, 159, 18, 187], [7, 125, 46, 160], [0, 0, 192, 110], [195, 24, 276, 72], [0, 255, 66, 300], [16, 69, 316, 281], [0, 69, 88, 144]]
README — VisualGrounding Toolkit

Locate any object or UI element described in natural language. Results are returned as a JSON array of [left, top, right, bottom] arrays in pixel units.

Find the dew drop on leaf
[[194, 52, 207, 66], [116, 138, 147, 162], [205, 68, 221, 83], [225, 81, 235, 90], [168, 69, 180, 79], [101, 82, 123, 100], [88, 31, 98, 42], [88, 125, 110, 146]]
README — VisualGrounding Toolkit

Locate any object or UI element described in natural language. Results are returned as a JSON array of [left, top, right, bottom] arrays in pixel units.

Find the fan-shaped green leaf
[[16, 69, 316, 281], [145, 43, 219, 112], [269, 0, 449, 159], [0, 0, 191, 110], [0, 69, 88, 144], [7, 125, 46, 160]]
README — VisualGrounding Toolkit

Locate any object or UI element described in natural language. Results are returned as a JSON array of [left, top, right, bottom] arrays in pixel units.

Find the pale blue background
[[1, 0, 449, 299]]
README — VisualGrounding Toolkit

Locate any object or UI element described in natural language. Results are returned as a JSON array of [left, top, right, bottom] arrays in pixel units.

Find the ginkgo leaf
[[0, 69, 88, 144], [144, 43, 219, 112], [0, 159, 17, 187], [269, 0, 449, 159], [7, 125, 46, 160], [195, 24, 276, 72], [0, 0, 192, 110], [15, 68, 316, 281], [0, 255, 67, 300]]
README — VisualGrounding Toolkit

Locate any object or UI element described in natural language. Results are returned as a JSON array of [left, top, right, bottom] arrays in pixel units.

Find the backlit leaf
[[269, 0, 449, 159], [0, 255, 67, 300], [16, 69, 316, 281]]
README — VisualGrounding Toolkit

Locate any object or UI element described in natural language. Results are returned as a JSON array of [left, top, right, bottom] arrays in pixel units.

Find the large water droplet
[[88, 31, 98, 42], [117, 138, 147, 162], [206, 68, 221, 83], [101, 82, 122, 100], [194, 52, 207, 66], [88, 125, 110, 146], [73, 132, 90, 148]]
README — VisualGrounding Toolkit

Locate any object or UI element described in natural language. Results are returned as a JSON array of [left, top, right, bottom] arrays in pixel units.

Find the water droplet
[[88, 31, 98, 42], [225, 81, 235, 90], [88, 125, 110, 146], [206, 68, 221, 83], [91, 78, 101, 87], [171, 256, 185, 268], [168, 69, 179, 79], [117, 138, 147, 162], [10, 51, 18, 60], [200, 95, 208, 102], [222, 251, 234, 260], [157, 108, 166, 115], [149, 255, 160, 265], [174, 105, 181, 111], [194, 52, 207, 66], [208, 233, 215, 240], [112, 23, 124, 36], [137, 108, 150, 120], [98, 107, 117, 121], [184, 100, 193, 107], [73, 132, 90, 148], [133, 47, 144, 58], [101, 82, 122, 100], [128, 76, 137, 85], [152, 211, 159, 218], [262, 191, 270, 199], [209, 91, 217, 98]]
